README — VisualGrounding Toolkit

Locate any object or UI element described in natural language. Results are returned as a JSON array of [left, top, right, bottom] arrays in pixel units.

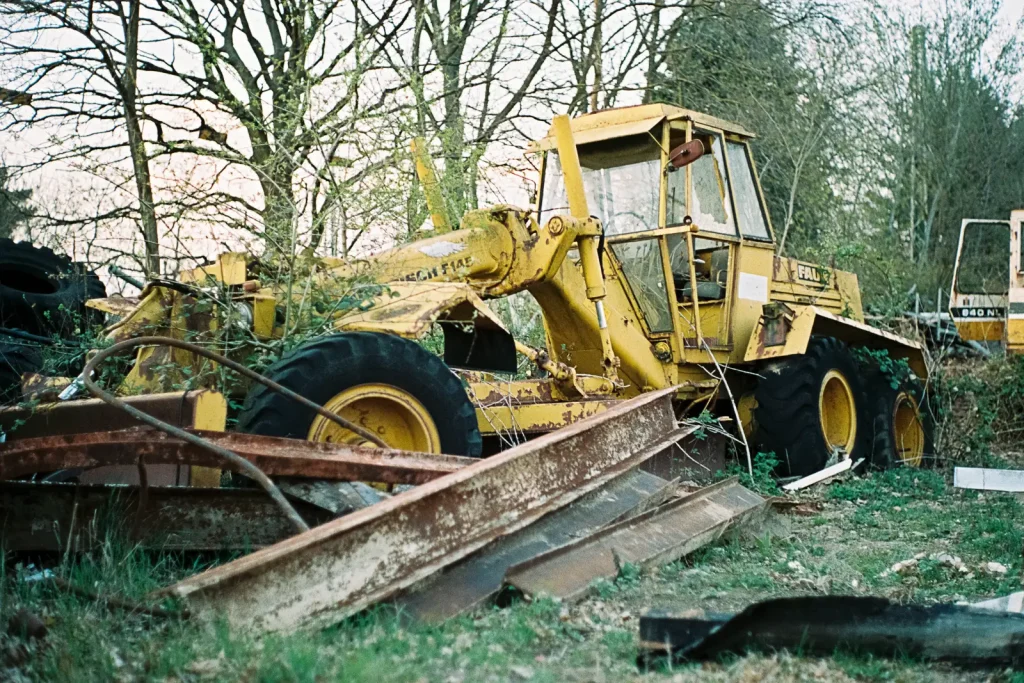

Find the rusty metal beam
[[165, 387, 686, 634], [0, 482, 334, 552], [505, 478, 766, 602], [0, 428, 473, 485]]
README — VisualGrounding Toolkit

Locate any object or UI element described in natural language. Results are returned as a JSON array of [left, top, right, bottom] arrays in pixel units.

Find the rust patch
[[19, 374, 71, 403], [370, 303, 424, 321], [469, 380, 557, 406]]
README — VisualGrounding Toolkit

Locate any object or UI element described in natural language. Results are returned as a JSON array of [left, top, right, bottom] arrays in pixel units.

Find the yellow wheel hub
[[308, 383, 441, 453], [892, 392, 925, 467], [818, 370, 857, 455]]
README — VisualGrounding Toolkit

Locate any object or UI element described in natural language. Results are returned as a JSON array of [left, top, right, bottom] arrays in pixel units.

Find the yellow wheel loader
[[72, 104, 931, 476]]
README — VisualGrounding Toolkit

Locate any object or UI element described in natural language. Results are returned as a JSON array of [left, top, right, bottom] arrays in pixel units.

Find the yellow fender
[[332, 281, 517, 372], [744, 303, 927, 378]]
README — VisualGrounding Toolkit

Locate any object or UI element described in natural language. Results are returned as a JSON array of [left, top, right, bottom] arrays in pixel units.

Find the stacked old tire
[[0, 238, 106, 404]]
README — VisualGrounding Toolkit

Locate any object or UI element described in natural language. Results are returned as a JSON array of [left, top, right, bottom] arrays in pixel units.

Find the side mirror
[[668, 139, 706, 171]]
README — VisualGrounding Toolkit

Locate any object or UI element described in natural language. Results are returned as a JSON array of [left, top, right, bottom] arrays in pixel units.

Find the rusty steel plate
[[0, 428, 473, 485], [165, 387, 684, 634], [393, 468, 672, 622], [505, 477, 766, 602]]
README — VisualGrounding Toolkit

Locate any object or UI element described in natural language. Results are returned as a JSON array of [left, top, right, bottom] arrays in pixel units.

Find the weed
[[593, 561, 644, 598], [852, 347, 914, 388], [929, 355, 1024, 467], [690, 409, 719, 441], [720, 450, 781, 496]]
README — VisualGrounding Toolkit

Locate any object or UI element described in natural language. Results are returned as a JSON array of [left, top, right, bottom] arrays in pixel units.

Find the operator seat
[[678, 248, 729, 301]]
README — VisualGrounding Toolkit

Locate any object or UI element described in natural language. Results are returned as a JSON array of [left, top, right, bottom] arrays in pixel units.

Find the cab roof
[[528, 103, 756, 152]]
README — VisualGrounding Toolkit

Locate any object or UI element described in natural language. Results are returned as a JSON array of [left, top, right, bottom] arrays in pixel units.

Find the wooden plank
[[782, 458, 859, 492], [0, 482, 334, 552]]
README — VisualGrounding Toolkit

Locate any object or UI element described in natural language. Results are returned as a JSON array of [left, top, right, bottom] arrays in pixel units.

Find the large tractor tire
[[0, 340, 41, 405], [753, 336, 869, 477], [237, 332, 483, 457], [866, 374, 935, 469], [0, 239, 106, 338]]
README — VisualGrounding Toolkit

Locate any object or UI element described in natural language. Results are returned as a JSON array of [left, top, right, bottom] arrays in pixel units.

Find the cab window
[[667, 131, 735, 236], [725, 141, 771, 240], [956, 221, 1010, 294], [539, 136, 660, 236], [610, 239, 673, 333], [667, 235, 730, 304]]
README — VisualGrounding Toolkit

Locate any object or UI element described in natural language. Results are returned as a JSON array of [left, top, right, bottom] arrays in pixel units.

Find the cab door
[[950, 219, 1010, 345], [664, 125, 739, 352]]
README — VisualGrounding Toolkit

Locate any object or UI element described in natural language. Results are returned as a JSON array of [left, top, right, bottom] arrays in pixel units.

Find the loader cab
[[536, 104, 776, 363]]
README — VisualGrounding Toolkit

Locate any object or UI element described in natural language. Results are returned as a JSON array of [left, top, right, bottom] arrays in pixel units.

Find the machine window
[[956, 221, 1010, 295], [726, 141, 771, 240], [609, 239, 673, 333], [668, 132, 736, 235], [540, 146, 660, 236]]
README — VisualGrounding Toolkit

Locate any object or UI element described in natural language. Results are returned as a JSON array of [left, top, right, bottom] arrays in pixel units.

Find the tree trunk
[[122, 0, 160, 277], [590, 0, 603, 112], [441, 65, 468, 215], [259, 162, 298, 257], [641, 0, 664, 104]]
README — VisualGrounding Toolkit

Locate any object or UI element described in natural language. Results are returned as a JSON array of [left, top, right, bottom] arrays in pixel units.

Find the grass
[[2, 464, 1022, 681]]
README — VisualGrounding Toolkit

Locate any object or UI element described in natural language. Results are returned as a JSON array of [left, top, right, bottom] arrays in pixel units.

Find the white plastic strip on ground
[[782, 458, 861, 492], [954, 467, 1024, 492]]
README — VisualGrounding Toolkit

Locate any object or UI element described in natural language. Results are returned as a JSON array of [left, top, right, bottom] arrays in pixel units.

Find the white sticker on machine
[[738, 272, 768, 303]]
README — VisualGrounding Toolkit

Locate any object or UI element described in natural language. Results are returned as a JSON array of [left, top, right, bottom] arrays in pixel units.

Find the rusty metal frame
[[0, 481, 335, 552], [0, 428, 473, 485], [165, 387, 687, 634], [0, 391, 221, 439]]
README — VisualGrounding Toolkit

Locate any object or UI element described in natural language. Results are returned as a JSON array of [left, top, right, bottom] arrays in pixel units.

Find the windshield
[[540, 148, 660, 236]]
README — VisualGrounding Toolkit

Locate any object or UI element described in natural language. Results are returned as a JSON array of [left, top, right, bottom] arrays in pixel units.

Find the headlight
[[231, 302, 254, 330]]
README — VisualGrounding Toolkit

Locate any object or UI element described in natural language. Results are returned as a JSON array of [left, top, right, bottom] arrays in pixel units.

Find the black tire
[[0, 239, 106, 338], [866, 373, 935, 469], [753, 336, 869, 477], [237, 332, 482, 457], [0, 340, 42, 405]]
